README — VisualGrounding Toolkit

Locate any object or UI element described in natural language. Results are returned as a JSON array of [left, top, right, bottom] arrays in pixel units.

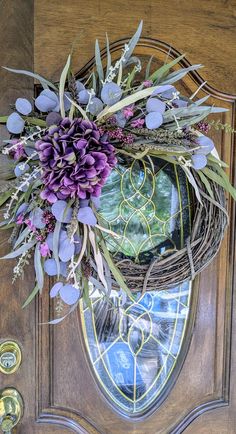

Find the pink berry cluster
[[107, 128, 134, 145], [98, 126, 134, 146], [197, 121, 211, 133]]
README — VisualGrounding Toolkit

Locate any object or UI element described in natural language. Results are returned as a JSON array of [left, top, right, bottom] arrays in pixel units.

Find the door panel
[[0, 1, 236, 433]]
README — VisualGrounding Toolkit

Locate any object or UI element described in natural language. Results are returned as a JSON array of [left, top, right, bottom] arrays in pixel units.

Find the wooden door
[[0, 1, 236, 433]]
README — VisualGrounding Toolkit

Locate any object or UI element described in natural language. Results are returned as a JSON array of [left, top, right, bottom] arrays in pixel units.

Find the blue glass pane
[[80, 281, 191, 415]]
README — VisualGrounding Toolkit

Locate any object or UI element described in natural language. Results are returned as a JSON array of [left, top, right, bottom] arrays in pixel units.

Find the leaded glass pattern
[[97, 157, 192, 264], [80, 282, 191, 415], [80, 156, 192, 416]]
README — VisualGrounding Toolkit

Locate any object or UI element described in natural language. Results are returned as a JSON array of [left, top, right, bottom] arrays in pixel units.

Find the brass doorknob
[[0, 388, 23, 433]]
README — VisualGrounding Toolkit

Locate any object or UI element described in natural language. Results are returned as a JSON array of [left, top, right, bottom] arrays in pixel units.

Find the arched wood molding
[[36, 38, 236, 433]]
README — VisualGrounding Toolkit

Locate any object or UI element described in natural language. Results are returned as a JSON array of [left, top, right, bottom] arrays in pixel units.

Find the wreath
[[0, 21, 235, 322]]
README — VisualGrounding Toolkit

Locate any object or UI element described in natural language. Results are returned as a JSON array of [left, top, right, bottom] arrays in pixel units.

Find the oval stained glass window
[[80, 157, 193, 416]]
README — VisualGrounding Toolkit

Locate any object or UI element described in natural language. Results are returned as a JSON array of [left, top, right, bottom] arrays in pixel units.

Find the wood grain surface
[[34, 0, 236, 94], [0, 1, 236, 433]]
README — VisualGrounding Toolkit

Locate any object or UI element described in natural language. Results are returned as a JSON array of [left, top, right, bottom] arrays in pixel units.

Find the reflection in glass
[[97, 157, 192, 264], [80, 282, 191, 415], [80, 156, 192, 415]]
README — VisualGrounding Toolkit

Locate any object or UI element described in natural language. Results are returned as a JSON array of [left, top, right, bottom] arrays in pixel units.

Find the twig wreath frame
[[0, 21, 235, 322]]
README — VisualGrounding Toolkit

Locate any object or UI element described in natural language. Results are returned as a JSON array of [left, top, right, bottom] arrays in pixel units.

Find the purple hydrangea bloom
[[36, 117, 117, 202]]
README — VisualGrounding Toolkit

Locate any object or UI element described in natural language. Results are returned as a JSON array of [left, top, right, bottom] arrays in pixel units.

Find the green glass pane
[[98, 156, 192, 264]]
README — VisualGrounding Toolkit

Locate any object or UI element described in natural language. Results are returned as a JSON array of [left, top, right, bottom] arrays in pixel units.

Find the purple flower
[[131, 118, 145, 128], [143, 80, 153, 88], [36, 117, 117, 202], [40, 242, 50, 257], [123, 105, 134, 119], [16, 214, 24, 225], [9, 140, 27, 160]]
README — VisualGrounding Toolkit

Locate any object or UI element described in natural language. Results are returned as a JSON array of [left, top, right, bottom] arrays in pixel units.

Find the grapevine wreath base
[[0, 20, 235, 320], [114, 174, 228, 293]]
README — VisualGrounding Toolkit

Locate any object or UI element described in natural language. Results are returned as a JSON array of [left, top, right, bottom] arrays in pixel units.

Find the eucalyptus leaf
[[92, 71, 97, 93], [66, 96, 88, 120], [202, 167, 236, 200], [53, 221, 61, 277], [1, 239, 36, 259], [191, 95, 210, 106], [0, 223, 16, 230], [59, 55, 71, 118], [149, 53, 186, 82], [105, 33, 111, 78], [125, 65, 137, 90], [24, 117, 46, 127], [160, 65, 203, 85], [100, 238, 132, 297], [0, 190, 13, 206], [208, 154, 228, 168], [165, 109, 212, 130], [145, 55, 154, 79], [164, 105, 227, 123], [95, 39, 104, 83], [117, 61, 123, 86], [89, 228, 108, 292], [0, 116, 8, 123], [34, 243, 44, 291], [3, 67, 57, 90], [22, 284, 40, 308], [181, 166, 202, 204], [14, 227, 30, 249], [83, 278, 92, 310], [123, 20, 143, 65], [197, 170, 214, 198]]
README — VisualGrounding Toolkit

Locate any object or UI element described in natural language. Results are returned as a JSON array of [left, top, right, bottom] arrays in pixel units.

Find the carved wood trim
[[35, 37, 236, 433]]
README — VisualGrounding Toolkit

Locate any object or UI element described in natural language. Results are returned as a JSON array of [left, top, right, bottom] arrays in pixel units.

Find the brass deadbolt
[[0, 341, 22, 375]]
